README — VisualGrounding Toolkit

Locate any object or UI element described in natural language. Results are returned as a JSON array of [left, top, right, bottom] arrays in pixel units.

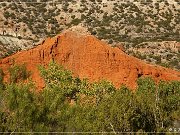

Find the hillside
[[0, 27, 180, 90], [0, 0, 179, 70]]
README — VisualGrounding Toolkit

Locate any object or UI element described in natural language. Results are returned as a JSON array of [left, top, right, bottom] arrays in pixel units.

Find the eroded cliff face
[[0, 31, 180, 90]]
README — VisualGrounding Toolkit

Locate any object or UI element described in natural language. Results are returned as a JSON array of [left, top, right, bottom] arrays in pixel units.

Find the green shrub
[[4, 21, 8, 25], [0, 61, 179, 132], [71, 18, 81, 25], [9, 64, 31, 83], [0, 68, 4, 90]]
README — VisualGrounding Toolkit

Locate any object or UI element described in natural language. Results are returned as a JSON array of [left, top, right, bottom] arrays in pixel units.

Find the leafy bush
[[9, 64, 31, 83], [0, 62, 179, 133], [0, 68, 4, 90]]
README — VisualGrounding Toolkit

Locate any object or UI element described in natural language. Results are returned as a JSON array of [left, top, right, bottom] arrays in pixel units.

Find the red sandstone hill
[[0, 29, 180, 90]]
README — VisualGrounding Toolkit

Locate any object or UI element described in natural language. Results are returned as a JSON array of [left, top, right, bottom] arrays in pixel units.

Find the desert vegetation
[[1, 1, 179, 42], [0, 61, 179, 133]]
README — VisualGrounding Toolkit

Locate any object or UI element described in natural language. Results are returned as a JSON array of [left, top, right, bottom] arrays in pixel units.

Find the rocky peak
[[62, 25, 90, 37], [0, 30, 180, 90]]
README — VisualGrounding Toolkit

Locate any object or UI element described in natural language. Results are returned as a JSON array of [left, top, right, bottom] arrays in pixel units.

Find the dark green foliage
[[71, 18, 82, 25], [9, 64, 31, 83], [4, 21, 8, 25], [0, 62, 179, 133], [0, 68, 4, 90]]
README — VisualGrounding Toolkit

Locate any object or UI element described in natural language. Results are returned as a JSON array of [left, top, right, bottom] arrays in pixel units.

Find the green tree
[[0, 61, 179, 133], [0, 68, 4, 90], [9, 64, 31, 83]]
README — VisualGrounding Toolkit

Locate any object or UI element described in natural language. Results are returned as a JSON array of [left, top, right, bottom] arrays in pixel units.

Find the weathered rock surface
[[0, 35, 34, 58], [0, 31, 180, 90]]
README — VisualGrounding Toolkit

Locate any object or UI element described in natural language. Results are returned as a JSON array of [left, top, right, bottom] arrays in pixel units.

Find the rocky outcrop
[[0, 31, 180, 90], [0, 35, 34, 58]]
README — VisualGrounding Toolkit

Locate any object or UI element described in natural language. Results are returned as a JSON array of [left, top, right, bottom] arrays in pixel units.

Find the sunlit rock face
[[0, 29, 180, 90]]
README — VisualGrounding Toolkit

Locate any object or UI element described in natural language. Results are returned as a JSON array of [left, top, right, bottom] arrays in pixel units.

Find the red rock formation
[[0, 31, 180, 90]]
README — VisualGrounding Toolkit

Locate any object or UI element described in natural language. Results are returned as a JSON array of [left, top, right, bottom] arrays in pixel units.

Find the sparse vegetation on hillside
[[0, 0, 179, 42], [0, 0, 179, 69], [127, 41, 180, 70]]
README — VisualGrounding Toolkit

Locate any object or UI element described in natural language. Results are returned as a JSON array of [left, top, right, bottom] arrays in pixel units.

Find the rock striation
[[0, 30, 180, 90]]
